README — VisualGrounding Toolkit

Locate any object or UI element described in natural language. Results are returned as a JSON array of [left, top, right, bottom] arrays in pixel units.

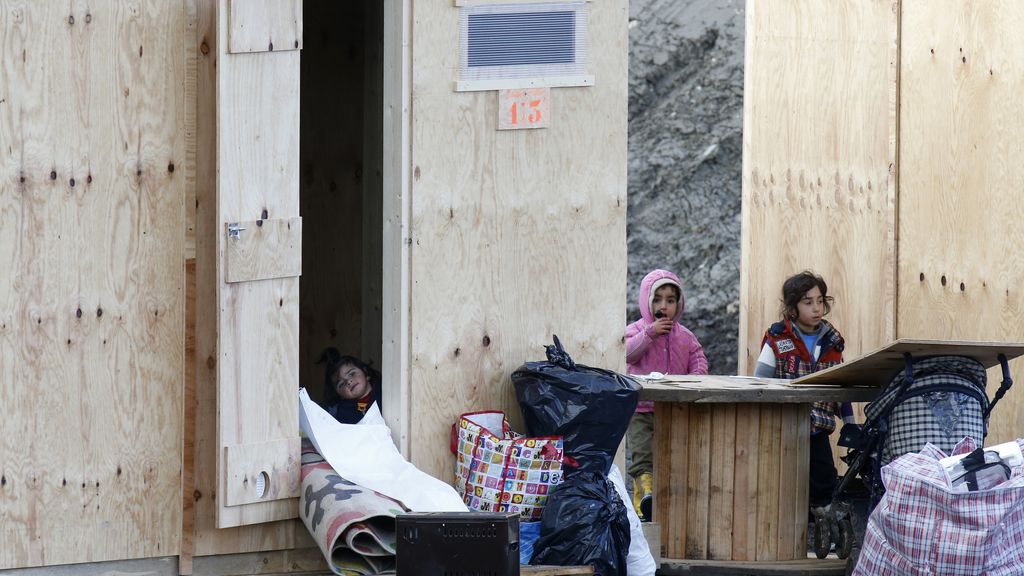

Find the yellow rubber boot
[[632, 477, 645, 517], [637, 472, 653, 521]]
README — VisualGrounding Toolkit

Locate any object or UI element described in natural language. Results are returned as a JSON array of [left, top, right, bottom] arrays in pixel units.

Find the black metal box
[[396, 511, 520, 575]]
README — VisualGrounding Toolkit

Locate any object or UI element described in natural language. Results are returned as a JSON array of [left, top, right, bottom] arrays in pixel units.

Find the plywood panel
[[740, 0, 898, 375], [0, 0, 185, 568], [227, 0, 302, 54], [898, 0, 1024, 445], [224, 217, 302, 283], [216, 0, 301, 528], [191, 0, 298, 554], [299, 0, 367, 402], [407, 0, 628, 482]]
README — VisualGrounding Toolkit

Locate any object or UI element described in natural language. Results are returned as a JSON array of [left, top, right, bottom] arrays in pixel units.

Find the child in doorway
[[318, 347, 383, 424], [753, 271, 855, 511], [625, 269, 709, 521]]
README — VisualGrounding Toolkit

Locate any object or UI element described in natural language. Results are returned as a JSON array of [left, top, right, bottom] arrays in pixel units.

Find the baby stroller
[[812, 352, 1014, 562]]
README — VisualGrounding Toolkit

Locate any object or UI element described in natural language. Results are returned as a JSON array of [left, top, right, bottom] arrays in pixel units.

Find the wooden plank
[[897, 0, 1024, 447], [223, 438, 301, 507], [667, 404, 689, 558], [639, 376, 880, 404], [382, 0, 412, 454], [654, 402, 673, 558], [707, 404, 735, 560], [182, 259, 198, 575], [192, 0, 298, 555], [0, 1, 186, 568], [793, 339, 1024, 387], [775, 404, 799, 560], [223, 217, 302, 283], [730, 404, 760, 561], [793, 404, 811, 560], [406, 0, 628, 478], [227, 0, 302, 54], [685, 404, 712, 559], [659, 557, 848, 576], [216, 0, 301, 529], [298, 0, 369, 404], [739, 0, 898, 376], [522, 567, 595, 576], [755, 406, 781, 561]]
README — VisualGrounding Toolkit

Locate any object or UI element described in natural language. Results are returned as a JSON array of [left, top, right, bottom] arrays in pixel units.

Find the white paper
[[299, 388, 468, 512]]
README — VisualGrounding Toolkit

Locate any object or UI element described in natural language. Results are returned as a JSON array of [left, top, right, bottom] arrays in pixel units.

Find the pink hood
[[626, 270, 708, 412]]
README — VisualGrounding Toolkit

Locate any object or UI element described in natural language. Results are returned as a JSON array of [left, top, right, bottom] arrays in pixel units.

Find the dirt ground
[[627, 0, 745, 374]]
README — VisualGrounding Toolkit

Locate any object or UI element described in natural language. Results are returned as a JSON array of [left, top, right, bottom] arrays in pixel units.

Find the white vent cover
[[457, 2, 592, 92]]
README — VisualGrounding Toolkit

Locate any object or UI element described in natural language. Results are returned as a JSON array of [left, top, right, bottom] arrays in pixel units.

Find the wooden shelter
[[0, 0, 627, 572], [742, 0, 1024, 445]]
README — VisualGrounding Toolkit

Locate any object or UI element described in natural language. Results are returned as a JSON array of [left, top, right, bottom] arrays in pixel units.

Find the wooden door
[[215, 0, 304, 529]]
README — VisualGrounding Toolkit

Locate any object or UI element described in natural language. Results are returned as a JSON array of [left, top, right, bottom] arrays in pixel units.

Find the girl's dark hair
[[317, 347, 379, 404], [780, 270, 834, 320]]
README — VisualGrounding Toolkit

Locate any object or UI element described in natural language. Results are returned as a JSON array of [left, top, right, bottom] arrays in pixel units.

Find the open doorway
[[299, 0, 384, 405]]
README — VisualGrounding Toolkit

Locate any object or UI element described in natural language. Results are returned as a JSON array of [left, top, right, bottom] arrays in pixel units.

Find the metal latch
[[227, 222, 246, 239]]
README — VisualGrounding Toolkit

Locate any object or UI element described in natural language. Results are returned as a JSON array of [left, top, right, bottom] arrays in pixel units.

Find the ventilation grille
[[458, 2, 591, 91]]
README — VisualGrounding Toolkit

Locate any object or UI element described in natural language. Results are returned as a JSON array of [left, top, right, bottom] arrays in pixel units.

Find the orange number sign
[[498, 88, 550, 130]]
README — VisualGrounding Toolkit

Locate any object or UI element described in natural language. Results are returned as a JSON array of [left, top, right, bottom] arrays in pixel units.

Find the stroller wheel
[[812, 511, 831, 559], [835, 516, 854, 560]]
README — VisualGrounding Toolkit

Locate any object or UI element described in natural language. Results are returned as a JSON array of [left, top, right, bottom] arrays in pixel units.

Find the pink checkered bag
[[451, 411, 564, 520], [855, 438, 1024, 575]]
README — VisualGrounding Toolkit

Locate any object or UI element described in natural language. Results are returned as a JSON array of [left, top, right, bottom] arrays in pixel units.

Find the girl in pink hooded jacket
[[625, 269, 708, 520]]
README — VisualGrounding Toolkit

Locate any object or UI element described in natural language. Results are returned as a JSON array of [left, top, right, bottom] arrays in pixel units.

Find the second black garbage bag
[[512, 335, 641, 475]]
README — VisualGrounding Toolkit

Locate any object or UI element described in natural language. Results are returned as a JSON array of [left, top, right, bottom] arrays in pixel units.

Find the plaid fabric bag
[[855, 438, 1024, 576], [452, 411, 564, 521]]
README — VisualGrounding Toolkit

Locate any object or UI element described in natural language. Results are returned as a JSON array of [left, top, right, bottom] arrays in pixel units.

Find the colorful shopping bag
[[452, 411, 564, 521]]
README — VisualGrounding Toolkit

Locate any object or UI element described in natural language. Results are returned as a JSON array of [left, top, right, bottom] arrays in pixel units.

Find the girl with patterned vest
[[753, 271, 855, 510]]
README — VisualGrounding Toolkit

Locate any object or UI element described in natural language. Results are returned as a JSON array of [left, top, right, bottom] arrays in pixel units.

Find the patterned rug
[[300, 440, 405, 575]]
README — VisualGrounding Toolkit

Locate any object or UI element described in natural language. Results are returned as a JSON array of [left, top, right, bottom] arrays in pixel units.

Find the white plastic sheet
[[608, 465, 657, 576], [299, 388, 468, 512]]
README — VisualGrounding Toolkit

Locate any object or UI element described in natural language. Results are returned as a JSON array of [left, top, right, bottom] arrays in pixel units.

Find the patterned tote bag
[[452, 411, 564, 521]]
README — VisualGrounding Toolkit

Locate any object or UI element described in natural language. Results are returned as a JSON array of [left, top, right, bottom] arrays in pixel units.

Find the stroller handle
[[985, 353, 1014, 420]]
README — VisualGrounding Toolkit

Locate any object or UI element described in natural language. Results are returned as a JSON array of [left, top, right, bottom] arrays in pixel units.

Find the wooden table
[[642, 375, 879, 563], [643, 339, 1024, 569]]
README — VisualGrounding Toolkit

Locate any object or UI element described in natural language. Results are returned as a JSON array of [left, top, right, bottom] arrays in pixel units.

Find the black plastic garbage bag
[[512, 335, 640, 475], [529, 471, 630, 576]]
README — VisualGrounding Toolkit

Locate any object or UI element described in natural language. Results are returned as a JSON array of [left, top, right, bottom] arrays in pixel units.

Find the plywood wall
[[0, 0, 185, 568], [407, 1, 629, 480], [740, 0, 898, 373], [898, 0, 1024, 444]]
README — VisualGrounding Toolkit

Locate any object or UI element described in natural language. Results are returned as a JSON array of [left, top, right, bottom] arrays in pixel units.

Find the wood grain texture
[[227, 0, 302, 54], [215, 0, 300, 529], [653, 402, 673, 559], [299, 0, 367, 402], [192, 0, 299, 554], [739, 0, 898, 375], [684, 404, 711, 560], [730, 404, 760, 561], [706, 404, 735, 560], [381, 0, 411, 453], [0, 0, 185, 568], [754, 406, 780, 561], [223, 438, 301, 507], [898, 0, 1024, 446], [407, 0, 628, 480], [639, 375, 881, 403], [224, 217, 302, 283], [793, 339, 1024, 387], [667, 404, 689, 558]]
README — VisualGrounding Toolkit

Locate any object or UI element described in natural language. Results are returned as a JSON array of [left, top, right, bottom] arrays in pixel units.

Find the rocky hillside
[[627, 0, 745, 374]]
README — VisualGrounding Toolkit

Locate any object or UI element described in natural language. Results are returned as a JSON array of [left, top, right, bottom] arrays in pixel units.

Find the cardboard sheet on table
[[299, 388, 468, 512]]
